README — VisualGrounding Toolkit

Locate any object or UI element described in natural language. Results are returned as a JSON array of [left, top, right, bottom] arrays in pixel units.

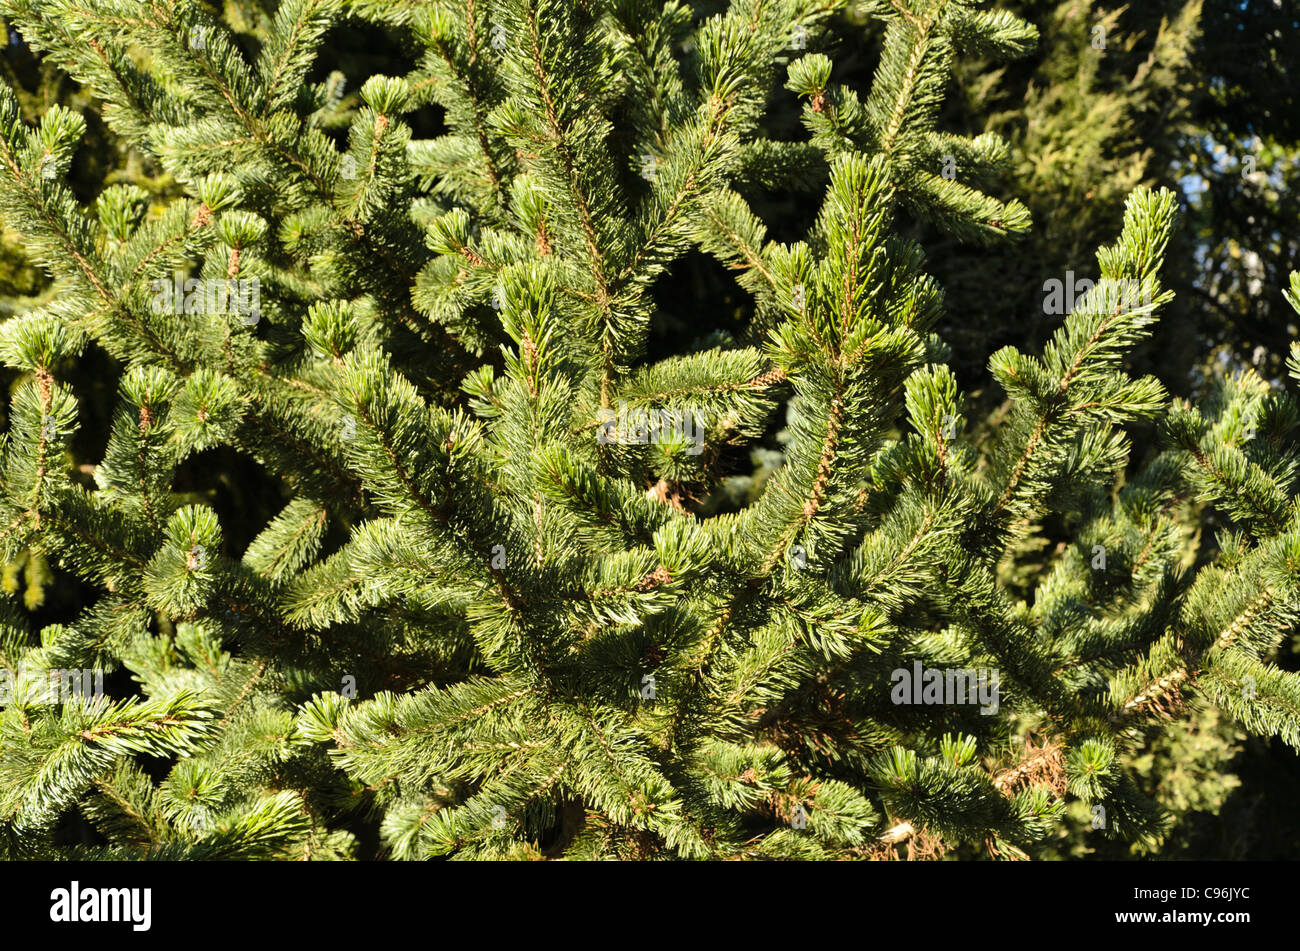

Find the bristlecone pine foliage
[[0, 0, 1295, 860]]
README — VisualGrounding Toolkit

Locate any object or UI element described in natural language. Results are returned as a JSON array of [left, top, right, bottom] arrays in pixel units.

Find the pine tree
[[0, 0, 1295, 861]]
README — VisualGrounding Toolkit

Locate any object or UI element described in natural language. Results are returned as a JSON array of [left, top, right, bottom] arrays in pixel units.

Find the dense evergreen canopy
[[0, 0, 1295, 860]]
